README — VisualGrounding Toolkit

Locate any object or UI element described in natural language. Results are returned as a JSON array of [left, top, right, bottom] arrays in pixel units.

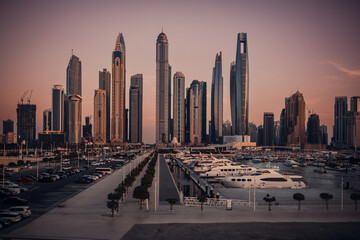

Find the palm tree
[[263, 194, 276, 211], [319, 193, 333, 210], [133, 186, 149, 210], [197, 195, 207, 211], [166, 198, 178, 211], [107, 192, 119, 217], [293, 193, 305, 210], [350, 193, 360, 210]]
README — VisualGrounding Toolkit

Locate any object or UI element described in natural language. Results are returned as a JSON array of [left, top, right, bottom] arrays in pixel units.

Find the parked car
[[75, 178, 92, 184], [0, 217, 13, 227], [17, 177, 34, 183], [0, 190, 11, 198], [23, 175, 37, 181], [0, 188, 17, 196], [6, 186, 21, 195], [3, 197, 28, 205], [0, 212, 22, 223], [8, 206, 31, 218]]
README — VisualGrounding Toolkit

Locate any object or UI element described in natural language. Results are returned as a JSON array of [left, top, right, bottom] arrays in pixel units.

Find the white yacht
[[199, 165, 257, 178], [220, 169, 306, 189]]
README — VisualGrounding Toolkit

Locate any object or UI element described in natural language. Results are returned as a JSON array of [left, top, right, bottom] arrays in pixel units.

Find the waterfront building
[[52, 85, 64, 131], [111, 33, 126, 143], [285, 91, 306, 146], [263, 112, 274, 146], [130, 74, 143, 143], [173, 72, 185, 144], [3, 119, 14, 134], [307, 113, 321, 144], [248, 122, 257, 143], [320, 124, 328, 145], [99, 69, 111, 142], [257, 125, 264, 146], [201, 81, 207, 144], [333, 96, 348, 147], [43, 109, 52, 131], [83, 116, 92, 141], [156, 31, 170, 144], [274, 121, 280, 145], [210, 52, 223, 144], [124, 108, 128, 142], [68, 95, 82, 144], [168, 65, 172, 141], [16, 103, 36, 145], [94, 89, 106, 144], [230, 33, 249, 136], [279, 108, 286, 145], [129, 75, 143, 143], [66, 53, 82, 144], [351, 96, 360, 113]]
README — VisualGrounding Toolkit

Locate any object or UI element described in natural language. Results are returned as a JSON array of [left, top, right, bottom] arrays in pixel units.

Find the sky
[[0, 0, 359, 144]]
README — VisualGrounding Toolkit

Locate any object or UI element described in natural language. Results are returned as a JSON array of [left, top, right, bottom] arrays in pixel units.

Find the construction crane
[[19, 90, 28, 104], [27, 89, 33, 104]]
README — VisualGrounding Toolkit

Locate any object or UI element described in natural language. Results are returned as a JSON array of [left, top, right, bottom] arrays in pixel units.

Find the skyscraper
[[99, 69, 111, 143], [3, 119, 14, 134], [307, 113, 321, 144], [249, 122, 257, 143], [263, 112, 274, 146], [68, 95, 82, 144], [83, 116, 92, 140], [274, 121, 280, 145], [129, 74, 143, 143], [94, 89, 106, 144], [333, 96, 347, 146], [279, 108, 286, 145], [222, 120, 232, 136], [186, 80, 204, 145], [168, 65, 172, 140], [285, 91, 307, 146], [52, 85, 64, 132], [231, 33, 249, 136], [200, 81, 207, 144], [210, 52, 223, 144], [16, 103, 36, 145], [173, 72, 185, 144], [320, 124, 328, 145], [66, 53, 82, 144], [156, 31, 170, 144], [350, 96, 360, 113], [111, 33, 126, 143], [43, 109, 52, 131]]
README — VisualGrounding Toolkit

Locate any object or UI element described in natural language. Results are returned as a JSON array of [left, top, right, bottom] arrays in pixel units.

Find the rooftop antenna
[[72, 49, 74, 55], [161, 27, 163, 33]]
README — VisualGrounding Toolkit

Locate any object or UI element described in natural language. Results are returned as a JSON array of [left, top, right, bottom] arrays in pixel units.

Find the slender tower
[[94, 89, 106, 144], [173, 72, 185, 144], [156, 31, 169, 144], [111, 33, 126, 143], [99, 69, 111, 143], [231, 33, 249, 136], [211, 52, 223, 143]]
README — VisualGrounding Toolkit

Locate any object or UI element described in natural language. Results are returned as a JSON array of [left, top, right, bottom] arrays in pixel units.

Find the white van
[[94, 168, 112, 175]]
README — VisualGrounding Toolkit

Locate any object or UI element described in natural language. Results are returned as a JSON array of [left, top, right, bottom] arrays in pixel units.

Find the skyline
[[1, 0, 360, 143]]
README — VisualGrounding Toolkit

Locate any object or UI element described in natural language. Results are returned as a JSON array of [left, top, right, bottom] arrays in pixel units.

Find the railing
[[184, 197, 250, 207]]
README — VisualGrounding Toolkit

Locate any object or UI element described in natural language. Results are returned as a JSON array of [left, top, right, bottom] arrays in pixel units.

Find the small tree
[[17, 160, 25, 166], [8, 162, 16, 167], [350, 193, 360, 210], [107, 192, 119, 217], [133, 186, 149, 210], [293, 193, 305, 211], [197, 195, 207, 211], [166, 198, 178, 211], [115, 185, 126, 201], [319, 193, 333, 210], [263, 194, 276, 211]]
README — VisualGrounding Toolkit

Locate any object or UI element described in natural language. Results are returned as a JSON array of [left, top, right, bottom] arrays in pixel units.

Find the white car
[[0, 212, 22, 223], [6, 186, 21, 195], [9, 206, 31, 218]]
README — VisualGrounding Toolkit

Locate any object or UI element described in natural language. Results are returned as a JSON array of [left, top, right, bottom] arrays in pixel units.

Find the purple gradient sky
[[0, 0, 359, 144]]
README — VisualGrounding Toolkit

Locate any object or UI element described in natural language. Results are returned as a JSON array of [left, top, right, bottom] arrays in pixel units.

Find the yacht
[[220, 169, 306, 189], [199, 165, 257, 178]]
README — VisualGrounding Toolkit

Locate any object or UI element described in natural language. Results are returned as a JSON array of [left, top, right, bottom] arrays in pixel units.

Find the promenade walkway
[[2, 153, 359, 240]]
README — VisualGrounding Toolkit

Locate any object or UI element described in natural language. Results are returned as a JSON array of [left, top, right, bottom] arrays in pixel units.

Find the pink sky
[[0, 0, 359, 144]]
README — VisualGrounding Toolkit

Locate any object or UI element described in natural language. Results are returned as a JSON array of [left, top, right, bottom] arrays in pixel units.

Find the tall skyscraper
[[210, 52, 223, 144], [168, 65, 172, 140], [66, 53, 82, 144], [249, 122, 257, 143], [200, 81, 207, 144], [52, 85, 64, 132], [222, 120, 232, 136], [68, 95, 82, 144], [129, 74, 143, 143], [230, 33, 249, 136], [333, 96, 348, 146], [16, 104, 36, 145], [43, 109, 52, 131], [320, 124, 328, 145], [83, 116, 92, 140], [3, 119, 14, 134], [94, 89, 106, 144], [263, 112, 274, 146], [186, 80, 204, 145], [173, 72, 185, 144], [285, 91, 307, 146], [257, 125, 264, 146], [307, 113, 321, 144], [351, 96, 360, 113], [111, 33, 126, 143], [279, 108, 286, 145], [274, 121, 280, 145], [156, 31, 170, 144], [99, 69, 111, 143]]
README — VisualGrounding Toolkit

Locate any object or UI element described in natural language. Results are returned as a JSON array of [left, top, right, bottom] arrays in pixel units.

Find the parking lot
[[0, 157, 129, 232]]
